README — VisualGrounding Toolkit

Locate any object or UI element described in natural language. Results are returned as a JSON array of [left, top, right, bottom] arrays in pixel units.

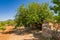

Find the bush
[[0, 26, 6, 30]]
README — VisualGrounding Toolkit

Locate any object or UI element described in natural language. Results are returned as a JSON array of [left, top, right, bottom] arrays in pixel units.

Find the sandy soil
[[0, 29, 42, 40], [0, 32, 41, 40], [0, 26, 42, 40]]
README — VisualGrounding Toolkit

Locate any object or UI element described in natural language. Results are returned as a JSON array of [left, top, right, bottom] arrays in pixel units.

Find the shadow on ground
[[1, 27, 44, 40]]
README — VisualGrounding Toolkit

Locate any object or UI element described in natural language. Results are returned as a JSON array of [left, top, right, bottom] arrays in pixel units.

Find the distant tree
[[0, 21, 6, 30], [0, 21, 5, 26], [4, 19, 16, 26], [15, 3, 54, 28], [0, 19, 16, 30]]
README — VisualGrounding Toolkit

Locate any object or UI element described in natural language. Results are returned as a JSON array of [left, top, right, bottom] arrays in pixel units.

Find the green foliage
[[4, 19, 16, 26], [51, 0, 60, 23], [0, 21, 5, 26], [54, 16, 60, 23], [15, 3, 53, 27], [0, 19, 16, 30], [0, 26, 6, 30], [51, 0, 60, 14]]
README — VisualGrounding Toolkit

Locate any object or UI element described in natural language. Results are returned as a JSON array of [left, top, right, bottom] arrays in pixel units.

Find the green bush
[[0, 26, 6, 30]]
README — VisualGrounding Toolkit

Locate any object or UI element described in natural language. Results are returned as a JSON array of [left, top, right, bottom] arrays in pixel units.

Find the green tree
[[51, 0, 60, 23], [15, 3, 53, 28]]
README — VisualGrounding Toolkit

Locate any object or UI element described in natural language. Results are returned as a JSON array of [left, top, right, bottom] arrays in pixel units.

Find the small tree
[[15, 3, 54, 28]]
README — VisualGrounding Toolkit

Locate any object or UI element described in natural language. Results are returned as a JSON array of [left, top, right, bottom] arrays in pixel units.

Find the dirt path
[[0, 27, 42, 40], [0, 34, 10, 40], [0, 33, 40, 40], [9, 33, 34, 40]]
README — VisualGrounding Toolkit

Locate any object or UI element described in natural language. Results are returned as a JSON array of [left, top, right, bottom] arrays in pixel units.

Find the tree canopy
[[15, 3, 54, 27], [51, 0, 60, 23]]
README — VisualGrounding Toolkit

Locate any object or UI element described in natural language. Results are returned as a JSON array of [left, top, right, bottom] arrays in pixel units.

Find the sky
[[0, 0, 53, 21]]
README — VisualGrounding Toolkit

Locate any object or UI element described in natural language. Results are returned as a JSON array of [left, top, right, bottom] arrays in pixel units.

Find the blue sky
[[0, 0, 53, 21]]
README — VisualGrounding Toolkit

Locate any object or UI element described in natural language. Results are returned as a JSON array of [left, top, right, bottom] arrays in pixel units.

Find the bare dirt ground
[[0, 32, 43, 40], [0, 28, 43, 40], [0, 26, 60, 40], [0, 33, 34, 40]]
